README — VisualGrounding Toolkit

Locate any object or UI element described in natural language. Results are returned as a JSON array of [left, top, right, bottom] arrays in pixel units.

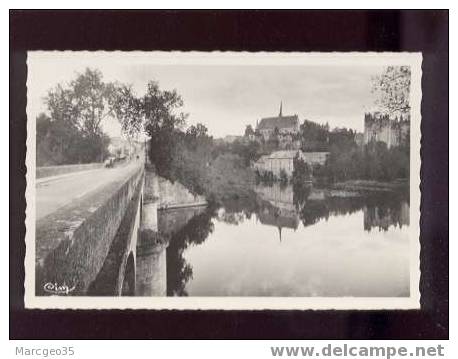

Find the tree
[[372, 66, 411, 115], [108, 83, 143, 137], [44, 68, 113, 163], [227, 139, 260, 167], [142, 81, 187, 132], [36, 112, 52, 140], [36, 112, 72, 166], [299, 119, 329, 151], [143, 82, 188, 177], [114, 80, 188, 177], [244, 124, 255, 137], [69, 68, 113, 138], [186, 123, 209, 140], [184, 123, 213, 154], [292, 155, 311, 185], [46, 68, 112, 137]]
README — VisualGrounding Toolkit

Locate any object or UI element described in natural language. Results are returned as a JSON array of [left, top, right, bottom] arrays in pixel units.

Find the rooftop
[[257, 115, 299, 130], [266, 150, 302, 159]]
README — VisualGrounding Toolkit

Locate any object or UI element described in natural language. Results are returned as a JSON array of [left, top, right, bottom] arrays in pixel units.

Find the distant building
[[253, 150, 329, 178], [364, 112, 410, 149], [256, 102, 300, 141], [253, 151, 296, 177]]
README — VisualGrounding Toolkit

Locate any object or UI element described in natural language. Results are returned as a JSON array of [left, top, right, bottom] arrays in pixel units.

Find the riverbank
[[202, 153, 257, 204], [332, 179, 409, 192]]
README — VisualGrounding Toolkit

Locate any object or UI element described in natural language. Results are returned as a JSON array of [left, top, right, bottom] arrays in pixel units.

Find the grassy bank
[[151, 134, 258, 206], [200, 153, 257, 204], [332, 179, 409, 192]]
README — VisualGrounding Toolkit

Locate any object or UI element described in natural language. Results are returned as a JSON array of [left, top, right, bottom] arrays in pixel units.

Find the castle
[[363, 112, 410, 148]]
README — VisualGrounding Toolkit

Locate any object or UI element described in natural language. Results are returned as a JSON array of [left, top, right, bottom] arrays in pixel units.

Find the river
[[137, 183, 410, 297]]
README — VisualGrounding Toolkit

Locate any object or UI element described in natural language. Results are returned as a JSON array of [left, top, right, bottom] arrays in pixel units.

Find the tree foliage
[[321, 141, 409, 183], [244, 124, 255, 137], [46, 68, 112, 138], [292, 155, 312, 186], [108, 80, 188, 178], [372, 66, 411, 115], [299, 119, 329, 151], [108, 83, 143, 137], [37, 68, 116, 165]]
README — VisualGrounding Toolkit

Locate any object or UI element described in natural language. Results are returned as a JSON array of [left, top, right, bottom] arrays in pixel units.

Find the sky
[[27, 52, 386, 138]]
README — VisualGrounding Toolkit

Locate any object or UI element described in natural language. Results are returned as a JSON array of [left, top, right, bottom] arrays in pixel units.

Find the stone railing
[[35, 164, 144, 296]]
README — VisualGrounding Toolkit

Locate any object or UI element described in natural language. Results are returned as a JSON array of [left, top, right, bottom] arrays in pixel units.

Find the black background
[[10, 10, 449, 339]]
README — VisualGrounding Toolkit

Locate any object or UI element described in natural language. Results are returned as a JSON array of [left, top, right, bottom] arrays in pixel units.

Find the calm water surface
[[142, 183, 410, 297]]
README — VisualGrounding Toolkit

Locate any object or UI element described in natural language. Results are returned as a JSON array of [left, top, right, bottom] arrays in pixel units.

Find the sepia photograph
[[24, 52, 422, 310]]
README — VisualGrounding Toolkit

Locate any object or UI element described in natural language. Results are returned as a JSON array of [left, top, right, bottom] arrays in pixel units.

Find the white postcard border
[[24, 51, 422, 310]]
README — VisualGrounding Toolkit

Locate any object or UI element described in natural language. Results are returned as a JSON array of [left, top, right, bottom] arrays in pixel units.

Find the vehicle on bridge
[[104, 157, 115, 168]]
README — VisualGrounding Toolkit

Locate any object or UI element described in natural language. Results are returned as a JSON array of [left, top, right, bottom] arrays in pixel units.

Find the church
[[256, 102, 300, 141]]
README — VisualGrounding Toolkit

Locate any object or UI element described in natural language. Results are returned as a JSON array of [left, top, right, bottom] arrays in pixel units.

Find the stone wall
[[143, 168, 206, 209], [157, 177, 206, 209], [87, 173, 144, 296], [35, 164, 144, 296]]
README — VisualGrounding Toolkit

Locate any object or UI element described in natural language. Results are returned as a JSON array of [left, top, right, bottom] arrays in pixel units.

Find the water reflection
[[364, 201, 409, 232], [255, 182, 409, 237], [133, 206, 208, 297], [135, 232, 168, 296], [138, 183, 410, 297], [166, 210, 215, 296]]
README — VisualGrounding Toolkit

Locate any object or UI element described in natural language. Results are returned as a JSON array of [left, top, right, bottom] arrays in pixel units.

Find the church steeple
[[279, 101, 283, 117]]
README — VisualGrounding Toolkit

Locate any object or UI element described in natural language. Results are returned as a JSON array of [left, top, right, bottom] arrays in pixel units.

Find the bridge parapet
[[35, 163, 144, 296], [35, 163, 208, 297]]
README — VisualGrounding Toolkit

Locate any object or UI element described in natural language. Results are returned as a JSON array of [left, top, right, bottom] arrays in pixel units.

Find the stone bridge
[[35, 163, 207, 297]]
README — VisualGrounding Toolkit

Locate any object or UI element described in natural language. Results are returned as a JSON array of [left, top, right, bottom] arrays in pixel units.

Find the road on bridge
[[36, 161, 143, 220]]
